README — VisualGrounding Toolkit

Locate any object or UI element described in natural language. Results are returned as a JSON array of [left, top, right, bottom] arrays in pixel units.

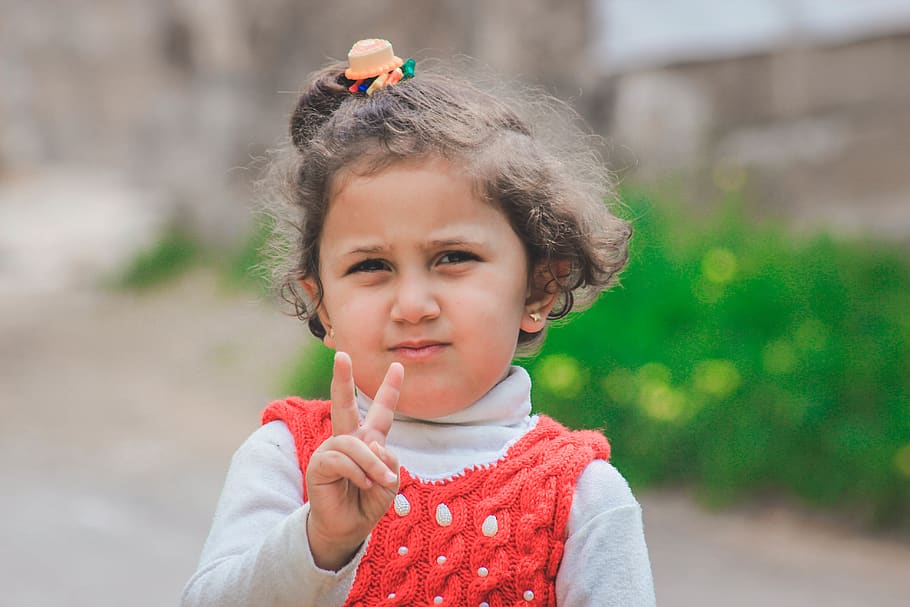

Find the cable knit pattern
[[262, 398, 610, 607]]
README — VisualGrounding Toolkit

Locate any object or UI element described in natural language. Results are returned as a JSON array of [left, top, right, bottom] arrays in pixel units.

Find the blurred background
[[2, 1, 909, 605]]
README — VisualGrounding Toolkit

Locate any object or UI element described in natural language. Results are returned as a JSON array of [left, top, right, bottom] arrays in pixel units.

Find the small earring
[[529, 312, 542, 323], [327, 327, 335, 340]]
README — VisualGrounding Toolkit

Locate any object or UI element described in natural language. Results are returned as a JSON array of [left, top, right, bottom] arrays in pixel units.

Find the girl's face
[[308, 157, 548, 419]]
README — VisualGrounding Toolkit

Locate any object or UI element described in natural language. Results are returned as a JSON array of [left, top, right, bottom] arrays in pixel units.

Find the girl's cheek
[[342, 296, 387, 322]]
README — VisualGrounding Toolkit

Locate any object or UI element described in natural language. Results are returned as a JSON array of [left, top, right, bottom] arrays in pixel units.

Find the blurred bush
[[115, 215, 274, 291], [280, 191, 910, 528], [116, 224, 201, 289], [529, 191, 910, 527]]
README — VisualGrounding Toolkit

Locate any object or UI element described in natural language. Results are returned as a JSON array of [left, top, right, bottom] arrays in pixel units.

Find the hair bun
[[290, 64, 350, 151]]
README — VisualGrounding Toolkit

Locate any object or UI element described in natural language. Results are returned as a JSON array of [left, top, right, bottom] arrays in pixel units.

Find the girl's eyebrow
[[340, 244, 387, 256], [427, 237, 486, 248]]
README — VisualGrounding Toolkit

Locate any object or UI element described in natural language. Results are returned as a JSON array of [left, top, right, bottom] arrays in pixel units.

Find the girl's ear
[[298, 277, 336, 348], [521, 260, 570, 334]]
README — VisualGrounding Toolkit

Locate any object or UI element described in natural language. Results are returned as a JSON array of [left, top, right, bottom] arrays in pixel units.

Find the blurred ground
[[2, 270, 908, 607]]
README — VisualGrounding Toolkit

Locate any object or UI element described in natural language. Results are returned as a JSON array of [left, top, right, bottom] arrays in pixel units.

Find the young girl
[[183, 39, 655, 607]]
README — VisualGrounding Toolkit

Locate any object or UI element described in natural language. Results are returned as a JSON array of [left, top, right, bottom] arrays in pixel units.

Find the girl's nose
[[390, 273, 440, 324]]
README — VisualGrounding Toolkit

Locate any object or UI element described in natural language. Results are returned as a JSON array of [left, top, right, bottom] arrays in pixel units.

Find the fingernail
[[384, 469, 398, 485]]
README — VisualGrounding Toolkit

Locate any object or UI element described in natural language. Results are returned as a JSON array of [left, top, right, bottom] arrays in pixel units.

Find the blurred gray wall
[[594, 1, 910, 240]]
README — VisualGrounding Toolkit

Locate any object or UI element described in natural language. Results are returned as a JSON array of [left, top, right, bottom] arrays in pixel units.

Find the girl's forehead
[[329, 154, 479, 199], [330, 164, 484, 215]]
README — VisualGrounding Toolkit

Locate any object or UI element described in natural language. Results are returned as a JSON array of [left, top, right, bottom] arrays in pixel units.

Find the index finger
[[330, 351, 360, 436], [362, 362, 403, 443]]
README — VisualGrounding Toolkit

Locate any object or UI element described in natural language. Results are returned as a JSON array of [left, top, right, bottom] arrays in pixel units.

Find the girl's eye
[[347, 259, 389, 274], [438, 251, 479, 265]]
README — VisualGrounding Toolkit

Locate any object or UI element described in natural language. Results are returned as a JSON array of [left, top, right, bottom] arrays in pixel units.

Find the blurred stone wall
[[603, 33, 910, 240]]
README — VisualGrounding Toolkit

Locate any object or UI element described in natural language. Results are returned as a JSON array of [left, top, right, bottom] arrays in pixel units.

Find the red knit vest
[[262, 398, 610, 607]]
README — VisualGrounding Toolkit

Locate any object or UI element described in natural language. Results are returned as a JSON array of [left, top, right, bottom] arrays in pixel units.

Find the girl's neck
[[355, 365, 531, 427]]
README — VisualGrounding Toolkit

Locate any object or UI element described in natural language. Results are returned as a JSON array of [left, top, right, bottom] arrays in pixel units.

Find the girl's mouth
[[390, 342, 448, 361]]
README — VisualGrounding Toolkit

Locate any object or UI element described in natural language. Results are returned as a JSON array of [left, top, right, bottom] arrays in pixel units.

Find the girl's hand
[[305, 351, 403, 571]]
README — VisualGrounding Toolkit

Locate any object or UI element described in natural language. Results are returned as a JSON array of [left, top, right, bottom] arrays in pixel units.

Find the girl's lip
[[390, 342, 448, 361]]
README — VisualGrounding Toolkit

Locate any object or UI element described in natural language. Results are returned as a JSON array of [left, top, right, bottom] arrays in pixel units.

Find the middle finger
[[362, 362, 404, 443]]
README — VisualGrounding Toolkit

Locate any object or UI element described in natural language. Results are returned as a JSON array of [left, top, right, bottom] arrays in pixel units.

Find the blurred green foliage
[[116, 215, 275, 291], [526, 192, 910, 527], [117, 224, 201, 289]]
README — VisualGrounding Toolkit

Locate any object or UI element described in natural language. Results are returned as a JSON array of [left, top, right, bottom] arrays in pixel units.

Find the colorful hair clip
[[345, 39, 413, 96]]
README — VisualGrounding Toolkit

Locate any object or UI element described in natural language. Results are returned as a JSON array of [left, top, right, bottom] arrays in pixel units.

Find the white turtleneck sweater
[[181, 366, 655, 606]]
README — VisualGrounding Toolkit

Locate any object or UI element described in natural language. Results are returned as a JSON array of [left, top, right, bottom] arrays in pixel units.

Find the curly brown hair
[[262, 58, 631, 353]]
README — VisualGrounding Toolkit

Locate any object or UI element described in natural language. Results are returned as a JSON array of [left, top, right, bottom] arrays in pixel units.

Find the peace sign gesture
[[305, 351, 403, 571]]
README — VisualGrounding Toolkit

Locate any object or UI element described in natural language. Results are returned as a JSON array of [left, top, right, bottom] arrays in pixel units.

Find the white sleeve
[[556, 460, 656, 607], [180, 421, 367, 607]]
